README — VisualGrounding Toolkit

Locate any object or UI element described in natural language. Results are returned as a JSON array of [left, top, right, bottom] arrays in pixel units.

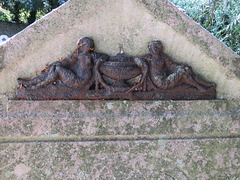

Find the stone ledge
[[0, 135, 238, 144], [1, 100, 239, 139], [1, 114, 239, 138], [7, 100, 239, 118]]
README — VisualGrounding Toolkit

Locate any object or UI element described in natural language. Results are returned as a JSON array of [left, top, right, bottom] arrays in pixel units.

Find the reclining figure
[[17, 37, 109, 90]]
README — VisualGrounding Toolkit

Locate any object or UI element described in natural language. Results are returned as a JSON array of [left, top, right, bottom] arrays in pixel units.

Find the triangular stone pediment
[[0, 0, 239, 100], [0, 1, 239, 178]]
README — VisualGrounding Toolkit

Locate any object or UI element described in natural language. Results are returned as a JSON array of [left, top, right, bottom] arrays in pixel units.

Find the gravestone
[[0, 0, 239, 179]]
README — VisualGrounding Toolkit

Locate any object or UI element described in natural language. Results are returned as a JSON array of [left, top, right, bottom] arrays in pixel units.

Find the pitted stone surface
[[7, 100, 232, 118], [1, 100, 239, 141], [0, 139, 239, 179], [0, 100, 239, 178]]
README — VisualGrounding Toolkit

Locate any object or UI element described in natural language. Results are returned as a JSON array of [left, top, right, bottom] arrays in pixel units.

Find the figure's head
[[148, 41, 163, 55], [77, 37, 94, 53]]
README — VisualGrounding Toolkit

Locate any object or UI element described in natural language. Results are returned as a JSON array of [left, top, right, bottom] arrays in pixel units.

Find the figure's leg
[[159, 69, 206, 91], [94, 66, 100, 93], [17, 73, 47, 86], [183, 75, 206, 90], [160, 72, 183, 89], [55, 66, 83, 88], [192, 74, 216, 88], [28, 65, 60, 89], [85, 72, 96, 90]]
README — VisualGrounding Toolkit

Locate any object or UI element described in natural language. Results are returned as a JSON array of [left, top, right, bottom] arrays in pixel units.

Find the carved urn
[[99, 53, 142, 88]]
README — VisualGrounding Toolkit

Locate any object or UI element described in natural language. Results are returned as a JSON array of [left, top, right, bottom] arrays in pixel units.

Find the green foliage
[[0, 0, 67, 24], [170, 0, 240, 55], [0, 6, 13, 21]]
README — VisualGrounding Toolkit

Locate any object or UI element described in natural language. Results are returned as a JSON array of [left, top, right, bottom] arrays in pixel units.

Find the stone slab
[[0, 100, 239, 179], [7, 100, 237, 118], [0, 139, 239, 179]]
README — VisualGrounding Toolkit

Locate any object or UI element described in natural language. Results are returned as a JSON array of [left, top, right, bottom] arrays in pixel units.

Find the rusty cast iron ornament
[[17, 37, 216, 100]]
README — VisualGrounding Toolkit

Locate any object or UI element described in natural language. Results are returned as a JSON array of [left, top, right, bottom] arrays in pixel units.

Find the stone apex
[[0, 0, 239, 72], [0, 0, 239, 100]]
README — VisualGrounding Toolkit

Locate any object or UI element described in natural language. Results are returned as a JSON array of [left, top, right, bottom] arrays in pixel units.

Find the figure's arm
[[49, 56, 77, 69], [93, 52, 109, 63], [163, 55, 179, 70], [61, 57, 76, 66], [133, 56, 149, 92], [164, 55, 192, 75], [61, 55, 80, 67], [141, 54, 152, 61]]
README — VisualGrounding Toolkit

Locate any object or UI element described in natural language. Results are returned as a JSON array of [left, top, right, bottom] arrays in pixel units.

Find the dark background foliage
[[0, 0, 67, 24], [0, 0, 239, 55]]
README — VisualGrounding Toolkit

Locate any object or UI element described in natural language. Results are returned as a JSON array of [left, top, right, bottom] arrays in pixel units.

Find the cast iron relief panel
[[17, 37, 216, 100]]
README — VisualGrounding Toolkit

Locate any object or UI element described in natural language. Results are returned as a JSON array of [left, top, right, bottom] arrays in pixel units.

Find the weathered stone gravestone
[[0, 0, 239, 179]]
